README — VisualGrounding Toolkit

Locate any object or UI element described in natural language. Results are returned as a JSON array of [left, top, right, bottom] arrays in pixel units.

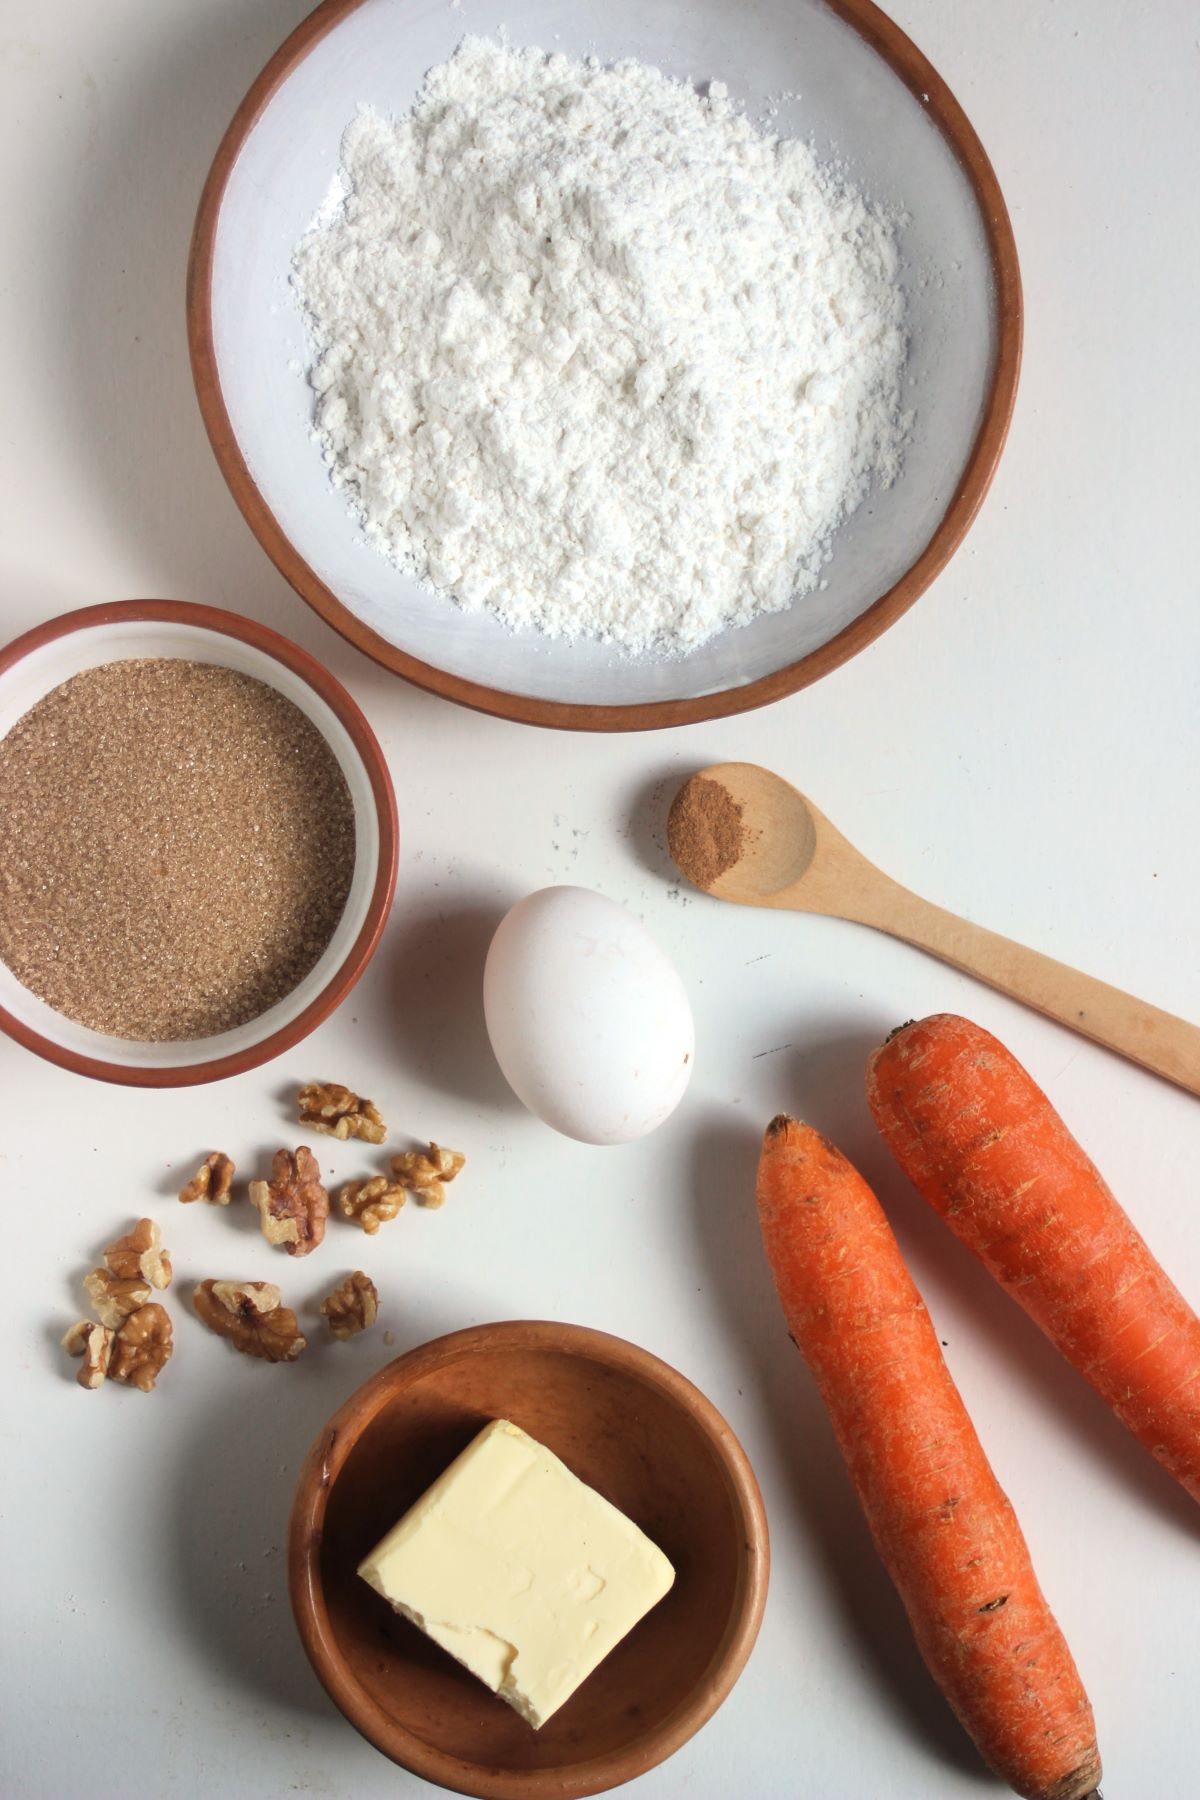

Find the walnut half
[[299, 1082, 386, 1145], [180, 1151, 235, 1205], [62, 1319, 115, 1390], [249, 1148, 328, 1256], [339, 1176, 406, 1235], [192, 1280, 307, 1362], [390, 1142, 466, 1210], [109, 1304, 173, 1392], [321, 1271, 379, 1340], [105, 1218, 172, 1290]]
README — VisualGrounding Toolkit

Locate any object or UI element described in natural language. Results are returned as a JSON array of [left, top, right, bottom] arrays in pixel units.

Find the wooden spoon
[[670, 762, 1200, 1096]]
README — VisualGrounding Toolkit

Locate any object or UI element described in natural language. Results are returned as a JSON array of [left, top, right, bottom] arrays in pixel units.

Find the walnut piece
[[105, 1218, 172, 1289], [83, 1268, 152, 1329], [299, 1082, 386, 1145], [390, 1142, 466, 1210], [61, 1319, 95, 1355], [109, 1304, 173, 1392], [180, 1151, 235, 1205], [321, 1270, 379, 1340], [192, 1279, 307, 1362], [338, 1175, 406, 1235], [249, 1148, 328, 1255], [62, 1319, 115, 1389]]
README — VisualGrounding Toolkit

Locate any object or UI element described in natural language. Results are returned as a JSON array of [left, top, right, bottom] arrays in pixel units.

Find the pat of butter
[[357, 1418, 674, 1728]]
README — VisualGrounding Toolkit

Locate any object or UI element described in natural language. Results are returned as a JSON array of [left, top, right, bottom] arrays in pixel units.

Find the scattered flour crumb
[[293, 36, 911, 656]]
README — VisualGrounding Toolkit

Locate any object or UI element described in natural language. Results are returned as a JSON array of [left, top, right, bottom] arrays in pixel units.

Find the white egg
[[483, 886, 694, 1145]]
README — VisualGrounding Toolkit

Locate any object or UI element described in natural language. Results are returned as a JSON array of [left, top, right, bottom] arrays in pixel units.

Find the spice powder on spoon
[[667, 775, 748, 890], [0, 659, 355, 1040]]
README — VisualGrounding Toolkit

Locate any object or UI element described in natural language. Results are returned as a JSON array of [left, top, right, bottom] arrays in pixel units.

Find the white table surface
[[3, 2, 1199, 1796]]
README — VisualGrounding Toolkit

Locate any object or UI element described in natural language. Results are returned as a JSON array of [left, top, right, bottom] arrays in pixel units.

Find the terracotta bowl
[[0, 599, 397, 1086], [189, 0, 1020, 731], [288, 1320, 769, 1798]]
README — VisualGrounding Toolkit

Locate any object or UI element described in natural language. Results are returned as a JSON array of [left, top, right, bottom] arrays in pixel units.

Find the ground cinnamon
[[667, 774, 747, 889]]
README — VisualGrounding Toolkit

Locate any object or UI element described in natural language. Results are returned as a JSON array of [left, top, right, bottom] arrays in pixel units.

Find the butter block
[[357, 1417, 675, 1728]]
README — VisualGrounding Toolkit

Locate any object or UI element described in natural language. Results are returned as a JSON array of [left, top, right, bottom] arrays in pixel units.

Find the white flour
[[293, 37, 910, 656]]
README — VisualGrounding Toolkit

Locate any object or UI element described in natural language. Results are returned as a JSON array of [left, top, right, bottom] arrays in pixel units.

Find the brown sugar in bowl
[[288, 1320, 770, 1799], [0, 600, 397, 1087]]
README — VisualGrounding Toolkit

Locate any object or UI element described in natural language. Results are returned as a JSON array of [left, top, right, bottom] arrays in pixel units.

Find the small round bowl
[[0, 599, 397, 1086], [189, 0, 1020, 731], [288, 1320, 769, 1799]]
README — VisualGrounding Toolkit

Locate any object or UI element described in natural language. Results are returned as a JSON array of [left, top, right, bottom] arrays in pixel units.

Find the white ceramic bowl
[[190, 0, 1020, 729], [0, 601, 398, 1086]]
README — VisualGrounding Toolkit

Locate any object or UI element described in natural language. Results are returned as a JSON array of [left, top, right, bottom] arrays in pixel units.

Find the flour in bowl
[[293, 36, 910, 656]]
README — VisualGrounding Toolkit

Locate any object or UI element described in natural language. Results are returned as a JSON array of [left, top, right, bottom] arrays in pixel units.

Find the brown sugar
[[0, 659, 355, 1039], [667, 774, 747, 890]]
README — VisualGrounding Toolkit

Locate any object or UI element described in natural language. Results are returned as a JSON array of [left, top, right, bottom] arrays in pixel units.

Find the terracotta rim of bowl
[[0, 598, 398, 1088], [288, 1319, 771, 1799], [187, 0, 1022, 733]]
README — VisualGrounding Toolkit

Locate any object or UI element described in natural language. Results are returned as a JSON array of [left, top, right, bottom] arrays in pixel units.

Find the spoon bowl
[[703, 764, 820, 902]]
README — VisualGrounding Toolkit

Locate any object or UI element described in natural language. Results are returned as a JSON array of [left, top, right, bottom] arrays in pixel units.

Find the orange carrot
[[757, 1117, 1100, 1800], [867, 1014, 1200, 1504]]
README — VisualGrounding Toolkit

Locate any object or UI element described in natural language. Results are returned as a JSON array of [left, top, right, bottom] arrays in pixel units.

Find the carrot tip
[[765, 1113, 796, 1137]]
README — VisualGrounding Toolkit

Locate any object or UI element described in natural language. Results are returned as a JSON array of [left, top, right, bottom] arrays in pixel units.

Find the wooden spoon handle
[[852, 878, 1200, 1096]]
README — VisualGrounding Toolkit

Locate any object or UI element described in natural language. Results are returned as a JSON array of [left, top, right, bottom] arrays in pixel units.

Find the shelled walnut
[[320, 1270, 379, 1340], [299, 1082, 386, 1145], [390, 1143, 466, 1210], [109, 1304, 173, 1392], [338, 1175, 406, 1235], [62, 1319, 115, 1390], [83, 1268, 152, 1329], [179, 1151, 235, 1205], [104, 1218, 172, 1289], [249, 1148, 328, 1255], [192, 1280, 307, 1362]]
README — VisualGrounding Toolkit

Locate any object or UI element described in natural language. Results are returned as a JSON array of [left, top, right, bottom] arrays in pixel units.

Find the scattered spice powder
[[667, 774, 748, 890], [0, 659, 355, 1039]]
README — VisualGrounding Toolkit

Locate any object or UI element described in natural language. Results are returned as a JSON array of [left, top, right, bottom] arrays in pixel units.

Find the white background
[[2, 2, 1199, 1797]]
